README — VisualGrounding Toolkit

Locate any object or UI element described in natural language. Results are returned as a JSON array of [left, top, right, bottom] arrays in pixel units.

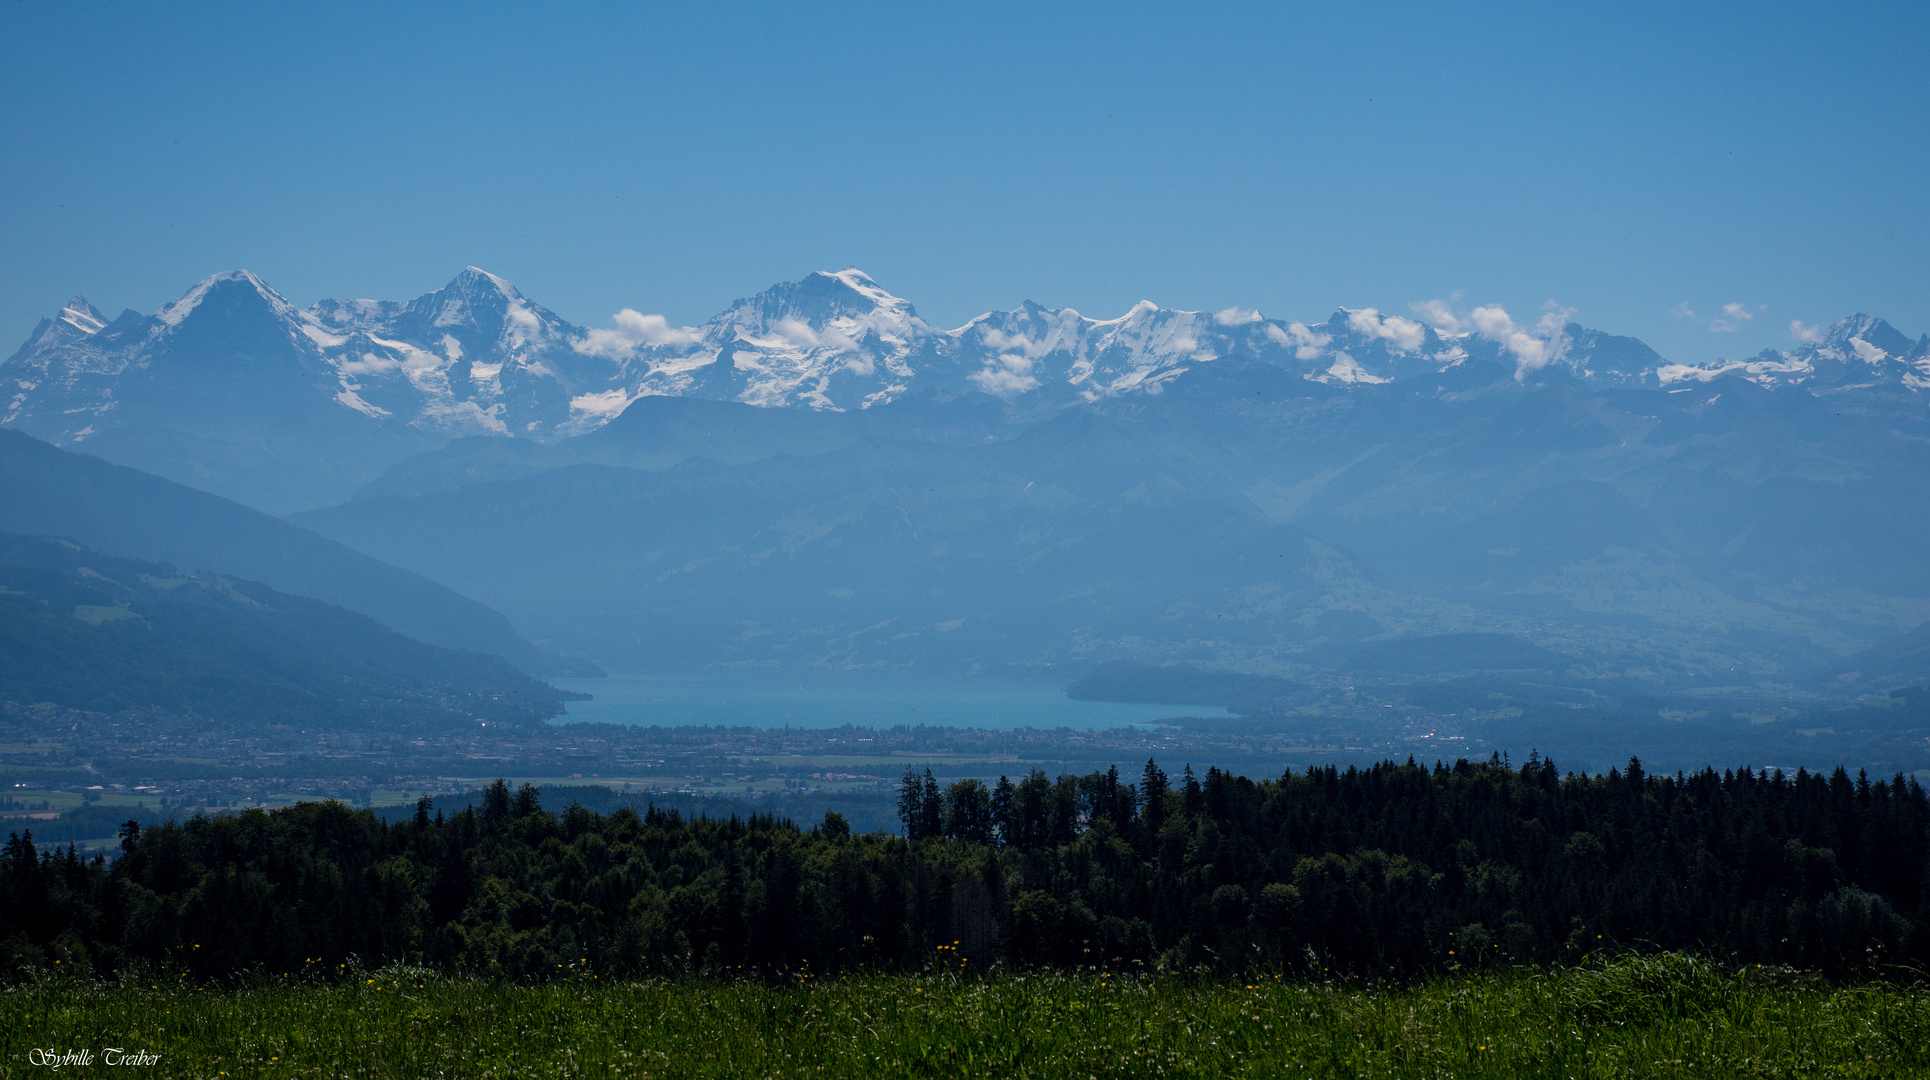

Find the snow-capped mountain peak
[[156, 270, 294, 328], [454, 265, 520, 297], [310, 267, 532, 333], [426, 267, 529, 329], [59, 297, 106, 335], [612, 269, 940, 411], [717, 268, 923, 333], [1814, 313, 1913, 357], [7, 265, 1925, 491], [822, 267, 908, 314]]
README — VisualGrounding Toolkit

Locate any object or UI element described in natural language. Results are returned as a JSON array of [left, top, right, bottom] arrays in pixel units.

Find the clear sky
[[2, 0, 1924, 363]]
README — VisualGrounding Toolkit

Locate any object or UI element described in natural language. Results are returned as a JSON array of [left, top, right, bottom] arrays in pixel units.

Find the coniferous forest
[[4, 755, 1925, 983]]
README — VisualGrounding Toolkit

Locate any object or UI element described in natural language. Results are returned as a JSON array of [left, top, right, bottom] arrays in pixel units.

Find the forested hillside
[[6, 756, 1924, 981]]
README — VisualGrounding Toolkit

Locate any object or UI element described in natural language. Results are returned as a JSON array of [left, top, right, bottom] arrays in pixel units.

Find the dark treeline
[[4, 756, 1927, 981]]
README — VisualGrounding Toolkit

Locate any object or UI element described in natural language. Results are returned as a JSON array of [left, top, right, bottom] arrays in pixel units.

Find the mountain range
[[5, 267, 1928, 691], [9, 267, 1926, 513]]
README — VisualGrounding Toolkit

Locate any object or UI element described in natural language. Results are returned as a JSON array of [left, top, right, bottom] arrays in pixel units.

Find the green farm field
[[6, 956, 1927, 1079]]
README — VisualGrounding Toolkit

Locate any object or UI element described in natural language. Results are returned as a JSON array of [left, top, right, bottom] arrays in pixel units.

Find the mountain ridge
[[3, 264, 1930, 520], [10, 267, 1923, 486]]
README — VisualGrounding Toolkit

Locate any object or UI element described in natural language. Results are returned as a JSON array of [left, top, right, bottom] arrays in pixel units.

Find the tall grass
[[4, 956, 1926, 1078]]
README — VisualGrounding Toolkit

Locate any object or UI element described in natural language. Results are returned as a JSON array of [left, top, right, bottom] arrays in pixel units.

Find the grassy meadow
[[4, 955, 1927, 1079]]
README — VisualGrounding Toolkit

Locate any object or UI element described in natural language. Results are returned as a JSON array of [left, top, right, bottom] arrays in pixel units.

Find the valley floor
[[6, 956, 1926, 1078]]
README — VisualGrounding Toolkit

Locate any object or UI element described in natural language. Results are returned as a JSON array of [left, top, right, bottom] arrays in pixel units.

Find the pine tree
[[897, 767, 926, 839], [921, 769, 944, 840], [1141, 759, 1169, 835], [990, 775, 1016, 847]]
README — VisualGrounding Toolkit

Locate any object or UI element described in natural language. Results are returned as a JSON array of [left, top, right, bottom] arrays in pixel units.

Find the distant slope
[[294, 421, 1386, 672], [0, 534, 576, 730], [352, 390, 1017, 502], [1821, 621, 1930, 689], [0, 430, 598, 676], [1345, 633, 1572, 674]]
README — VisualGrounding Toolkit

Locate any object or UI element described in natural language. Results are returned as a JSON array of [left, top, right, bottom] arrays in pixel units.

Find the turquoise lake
[[548, 671, 1226, 731]]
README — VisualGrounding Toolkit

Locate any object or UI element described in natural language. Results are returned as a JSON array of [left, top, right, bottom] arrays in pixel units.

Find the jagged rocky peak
[[58, 296, 106, 335], [322, 265, 530, 330], [11, 295, 112, 357], [301, 264, 582, 378], [154, 269, 297, 330], [308, 267, 542, 336], [719, 268, 922, 333], [1808, 313, 1917, 362], [450, 264, 522, 297], [1560, 324, 1667, 383], [419, 266, 527, 326]]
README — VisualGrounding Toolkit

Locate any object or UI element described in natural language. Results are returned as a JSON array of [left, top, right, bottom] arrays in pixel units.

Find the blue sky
[[2, 1, 1924, 362]]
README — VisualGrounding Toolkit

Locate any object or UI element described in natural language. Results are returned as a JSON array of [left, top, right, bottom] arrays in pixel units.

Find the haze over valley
[[2, 264, 1927, 811]]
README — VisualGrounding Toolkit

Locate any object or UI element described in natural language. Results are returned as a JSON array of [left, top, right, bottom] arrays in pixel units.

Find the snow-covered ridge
[[1655, 313, 1930, 391], [572, 272, 1626, 412], [4, 267, 1924, 449]]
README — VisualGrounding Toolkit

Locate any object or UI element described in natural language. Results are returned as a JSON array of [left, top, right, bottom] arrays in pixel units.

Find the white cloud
[[571, 309, 699, 359], [968, 354, 1042, 397], [776, 318, 820, 350], [1214, 306, 1262, 326], [1465, 301, 1573, 378], [773, 318, 861, 355], [1269, 321, 1331, 361], [1408, 298, 1466, 335], [1789, 320, 1823, 343], [569, 389, 634, 417], [820, 326, 861, 354], [978, 327, 1042, 354], [1343, 308, 1427, 353], [1709, 302, 1757, 333], [1536, 302, 1577, 338], [338, 351, 404, 377], [1672, 302, 1697, 319]]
